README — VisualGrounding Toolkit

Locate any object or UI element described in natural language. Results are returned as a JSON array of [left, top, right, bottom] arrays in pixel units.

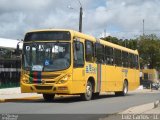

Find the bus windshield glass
[[23, 42, 70, 71], [24, 31, 71, 41]]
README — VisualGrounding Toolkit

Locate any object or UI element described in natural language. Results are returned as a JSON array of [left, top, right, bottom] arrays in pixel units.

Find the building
[[0, 38, 22, 88]]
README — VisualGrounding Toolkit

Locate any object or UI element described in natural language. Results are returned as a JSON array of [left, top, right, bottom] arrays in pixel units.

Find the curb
[[119, 100, 160, 114], [0, 95, 76, 103], [0, 96, 40, 103]]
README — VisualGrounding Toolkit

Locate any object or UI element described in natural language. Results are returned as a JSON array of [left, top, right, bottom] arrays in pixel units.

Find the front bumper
[[21, 81, 71, 94]]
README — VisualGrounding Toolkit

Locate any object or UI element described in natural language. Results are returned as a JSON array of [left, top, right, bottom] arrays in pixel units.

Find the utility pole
[[104, 29, 106, 38], [79, 6, 83, 32], [143, 19, 145, 36], [78, 0, 83, 32]]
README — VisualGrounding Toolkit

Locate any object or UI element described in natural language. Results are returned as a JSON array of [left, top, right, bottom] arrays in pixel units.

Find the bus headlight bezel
[[57, 74, 71, 84]]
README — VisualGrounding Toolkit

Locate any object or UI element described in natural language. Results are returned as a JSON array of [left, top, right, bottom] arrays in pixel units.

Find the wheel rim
[[124, 83, 128, 94], [86, 84, 92, 97]]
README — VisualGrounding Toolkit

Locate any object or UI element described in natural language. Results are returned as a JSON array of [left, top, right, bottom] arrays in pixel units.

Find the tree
[[138, 34, 160, 69], [101, 36, 123, 46]]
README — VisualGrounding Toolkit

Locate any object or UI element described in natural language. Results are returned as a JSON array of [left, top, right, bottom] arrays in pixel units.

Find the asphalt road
[[0, 92, 160, 115]]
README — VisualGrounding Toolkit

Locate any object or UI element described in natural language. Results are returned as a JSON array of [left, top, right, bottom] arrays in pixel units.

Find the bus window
[[105, 46, 114, 65], [128, 53, 135, 69], [95, 43, 104, 64], [133, 54, 139, 69], [73, 42, 84, 67], [110, 47, 114, 65], [128, 53, 132, 68], [105, 46, 110, 64], [85, 40, 94, 62], [122, 51, 128, 68], [136, 55, 139, 69], [114, 49, 122, 66]]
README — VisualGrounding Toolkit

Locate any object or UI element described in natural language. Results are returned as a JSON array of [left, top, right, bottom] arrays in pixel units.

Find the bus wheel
[[81, 81, 93, 101], [115, 81, 128, 96], [43, 94, 55, 102]]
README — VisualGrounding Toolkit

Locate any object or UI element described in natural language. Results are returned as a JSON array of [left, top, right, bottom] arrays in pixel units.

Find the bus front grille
[[35, 86, 53, 90], [41, 74, 60, 79]]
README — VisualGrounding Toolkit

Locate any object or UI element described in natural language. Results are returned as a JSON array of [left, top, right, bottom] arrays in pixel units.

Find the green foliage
[[138, 34, 160, 69]]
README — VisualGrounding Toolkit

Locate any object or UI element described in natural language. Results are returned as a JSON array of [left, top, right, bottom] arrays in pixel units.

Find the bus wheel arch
[[88, 77, 100, 99], [115, 79, 128, 96], [123, 79, 128, 95], [88, 77, 95, 92], [80, 77, 95, 101]]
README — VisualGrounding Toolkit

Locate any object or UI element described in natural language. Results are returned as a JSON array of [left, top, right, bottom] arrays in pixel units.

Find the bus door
[[72, 39, 85, 93]]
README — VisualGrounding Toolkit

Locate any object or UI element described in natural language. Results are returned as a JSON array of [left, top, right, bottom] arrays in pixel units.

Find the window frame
[[73, 41, 84, 68], [95, 43, 105, 64], [105, 46, 114, 65], [114, 48, 122, 66], [85, 40, 94, 63], [122, 51, 129, 68]]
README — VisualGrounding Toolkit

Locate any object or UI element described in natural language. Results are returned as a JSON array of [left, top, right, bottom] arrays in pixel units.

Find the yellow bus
[[19, 29, 140, 101]]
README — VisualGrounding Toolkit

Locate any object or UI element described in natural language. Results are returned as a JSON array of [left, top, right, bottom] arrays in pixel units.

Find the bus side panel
[[100, 64, 106, 92], [115, 67, 123, 91], [105, 65, 116, 91], [71, 37, 86, 94], [71, 68, 85, 94], [128, 69, 137, 91], [133, 69, 140, 90], [85, 63, 97, 92]]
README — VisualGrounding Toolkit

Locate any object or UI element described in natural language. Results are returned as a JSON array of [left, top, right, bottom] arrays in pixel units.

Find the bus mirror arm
[[17, 44, 19, 52], [16, 40, 23, 56]]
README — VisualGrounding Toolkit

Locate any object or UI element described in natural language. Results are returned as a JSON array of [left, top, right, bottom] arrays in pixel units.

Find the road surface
[[0, 92, 160, 114]]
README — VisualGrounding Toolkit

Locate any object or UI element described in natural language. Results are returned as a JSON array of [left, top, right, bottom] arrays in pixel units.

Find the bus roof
[[26, 29, 138, 55], [72, 30, 138, 55]]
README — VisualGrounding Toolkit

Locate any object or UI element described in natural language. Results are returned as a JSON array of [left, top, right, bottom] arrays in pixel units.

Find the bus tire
[[115, 81, 128, 96], [43, 94, 55, 102], [81, 81, 93, 101]]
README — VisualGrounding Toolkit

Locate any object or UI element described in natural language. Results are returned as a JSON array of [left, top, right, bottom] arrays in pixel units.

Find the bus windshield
[[23, 42, 70, 71]]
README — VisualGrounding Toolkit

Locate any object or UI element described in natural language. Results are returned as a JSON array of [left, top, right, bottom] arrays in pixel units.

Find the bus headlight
[[22, 75, 29, 84], [22, 78, 29, 84], [57, 74, 71, 84]]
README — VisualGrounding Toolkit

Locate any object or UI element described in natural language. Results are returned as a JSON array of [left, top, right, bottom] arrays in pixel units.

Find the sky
[[0, 0, 160, 40]]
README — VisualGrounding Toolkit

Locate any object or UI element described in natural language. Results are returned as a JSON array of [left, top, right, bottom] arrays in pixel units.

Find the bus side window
[[114, 49, 122, 66], [136, 55, 139, 69], [105, 46, 110, 64], [122, 51, 128, 68], [131, 54, 135, 68], [95, 43, 104, 64], [129, 53, 134, 69], [133, 54, 139, 69], [110, 48, 114, 65], [105, 46, 113, 65], [73, 42, 84, 67], [85, 40, 94, 62], [128, 53, 131, 68], [126, 52, 129, 67]]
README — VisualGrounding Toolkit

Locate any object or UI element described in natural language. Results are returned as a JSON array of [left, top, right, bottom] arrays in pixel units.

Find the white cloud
[[0, 0, 160, 39]]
